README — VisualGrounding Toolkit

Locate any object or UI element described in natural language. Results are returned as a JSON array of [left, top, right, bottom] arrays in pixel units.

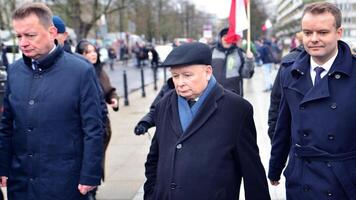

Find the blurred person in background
[[211, 27, 245, 96], [267, 31, 304, 141], [257, 38, 275, 92], [52, 15, 72, 53], [134, 78, 174, 135], [76, 40, 119, 200], [107, 47, 116, 71], [0, 43, 9, 69]]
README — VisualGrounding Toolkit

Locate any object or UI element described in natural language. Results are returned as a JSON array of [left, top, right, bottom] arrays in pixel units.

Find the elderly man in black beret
[[143, 42, 270, 200]]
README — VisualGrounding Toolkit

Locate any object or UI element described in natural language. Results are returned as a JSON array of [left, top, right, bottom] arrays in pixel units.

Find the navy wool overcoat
[[269, 41, 356, 200], [0, 45, 104, 200]]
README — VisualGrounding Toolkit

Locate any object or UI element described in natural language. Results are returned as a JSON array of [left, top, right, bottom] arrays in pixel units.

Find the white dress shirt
[[310, 50, 338, 85]]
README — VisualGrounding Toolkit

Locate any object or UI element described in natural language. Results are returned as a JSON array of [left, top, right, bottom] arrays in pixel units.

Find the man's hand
[[78, 184, 96, 195], [246, 50, 254, 59], [0, 176, 7, 187], [110, 98, 119, 111], [134, 122, 149, 135], [270, 180, 280, 186]]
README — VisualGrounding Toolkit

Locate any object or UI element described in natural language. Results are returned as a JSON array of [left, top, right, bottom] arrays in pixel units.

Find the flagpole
[[247, 0, 251, 55]]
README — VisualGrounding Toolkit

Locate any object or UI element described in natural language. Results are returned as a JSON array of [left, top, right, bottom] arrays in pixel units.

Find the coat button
[[28, 153, 33, 157], [327, 191, 333, 197], [303, 131, 309, 137], [303, 185, 310, 192], [29, 178, 35, 181], [300, 106, 305, 110], [326, 162, 332, 168], [29, 100, 35, 105], [334, 74, 341, 79], [176, 144, 182, 149], [330, 103, 337, 109], [328, 135, 335, 140], [170, 182, 177, 190], [27, 127, 34, 133]]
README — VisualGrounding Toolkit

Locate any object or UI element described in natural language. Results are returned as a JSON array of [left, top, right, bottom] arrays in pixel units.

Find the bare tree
[[50, 0, 138, 40]]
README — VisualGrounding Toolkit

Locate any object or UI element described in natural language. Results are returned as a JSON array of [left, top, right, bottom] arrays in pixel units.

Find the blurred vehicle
[[155, 44, 173, 63], [173, 38, 194, 47]]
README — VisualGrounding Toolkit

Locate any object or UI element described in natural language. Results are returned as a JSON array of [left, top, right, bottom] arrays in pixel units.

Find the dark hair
[[75, 40, 94, 55], [219, 27, 229, 38], [75, 39, 102, 74], [12, 2, 53, 28], [302, 2, 342, 29]]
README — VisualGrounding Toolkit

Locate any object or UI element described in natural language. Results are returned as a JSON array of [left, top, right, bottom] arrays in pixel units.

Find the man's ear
[[206, 65, 213, 80], [49, 26, 58, 40]]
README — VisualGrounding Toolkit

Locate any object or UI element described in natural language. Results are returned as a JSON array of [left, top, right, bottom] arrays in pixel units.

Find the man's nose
[[176, 76, 185, 86], [311, 32, 319, 42], [19, 37, 30, 47]]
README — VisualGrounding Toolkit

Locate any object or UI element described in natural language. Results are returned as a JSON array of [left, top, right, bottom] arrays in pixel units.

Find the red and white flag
[[225, 0, 249, 44]]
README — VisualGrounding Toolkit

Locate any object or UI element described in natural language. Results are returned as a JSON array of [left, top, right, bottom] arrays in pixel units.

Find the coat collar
[[288, 40, 353, 104], [291, 40, 353, 78], [23, 43, 64, 71], [168, 83, 225, 141]]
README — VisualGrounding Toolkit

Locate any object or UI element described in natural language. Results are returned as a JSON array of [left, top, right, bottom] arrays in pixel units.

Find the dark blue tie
[[314, 67, 324, 85], [187, 99, 196, 108]]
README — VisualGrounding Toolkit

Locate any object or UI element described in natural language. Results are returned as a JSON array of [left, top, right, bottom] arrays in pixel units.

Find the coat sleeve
[[143, 133, 159, 200], [143, 101, 162, 199], [268, 81, 292, 181], [139, 84, 172, 127], [79, 67, 104, 186], [267, 66, 283, 140], [0, 72, 13, 176], [100, 70, 119, 105], [236, 105, 271, 200]]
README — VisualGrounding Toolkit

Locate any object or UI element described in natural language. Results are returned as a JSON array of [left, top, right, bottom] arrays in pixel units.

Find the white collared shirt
[[310, 50, 338, 85]]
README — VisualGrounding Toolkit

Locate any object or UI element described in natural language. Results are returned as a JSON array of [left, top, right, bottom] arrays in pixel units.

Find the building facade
[[275, 0, 356, 47]]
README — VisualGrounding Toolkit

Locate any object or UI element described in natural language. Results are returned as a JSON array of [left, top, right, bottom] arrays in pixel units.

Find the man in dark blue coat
[[144, 42, 270, 200], [269, 2, 356, 199], [0, 3, 104, 200]]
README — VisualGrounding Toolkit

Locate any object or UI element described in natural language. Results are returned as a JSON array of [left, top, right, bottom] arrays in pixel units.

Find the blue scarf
[[178, 76, 217, 132]]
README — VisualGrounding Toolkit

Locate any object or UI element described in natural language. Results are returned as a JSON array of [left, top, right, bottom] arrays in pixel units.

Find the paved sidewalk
[[96, 81, 162, 200]]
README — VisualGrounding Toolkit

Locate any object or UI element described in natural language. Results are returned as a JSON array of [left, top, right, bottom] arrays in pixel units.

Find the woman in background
[[76, 40, 119, 200]]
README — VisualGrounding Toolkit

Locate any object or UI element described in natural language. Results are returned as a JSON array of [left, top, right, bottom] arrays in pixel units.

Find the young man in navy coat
[[144, 42, 270, 200], [269, 2, 356, 199]]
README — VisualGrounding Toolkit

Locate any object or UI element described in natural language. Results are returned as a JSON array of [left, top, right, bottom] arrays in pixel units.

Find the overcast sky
[[189, 0, 231, 19]]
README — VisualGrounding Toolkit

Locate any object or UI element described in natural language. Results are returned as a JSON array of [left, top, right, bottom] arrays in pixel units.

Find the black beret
[[163, 42, 212, 67]]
